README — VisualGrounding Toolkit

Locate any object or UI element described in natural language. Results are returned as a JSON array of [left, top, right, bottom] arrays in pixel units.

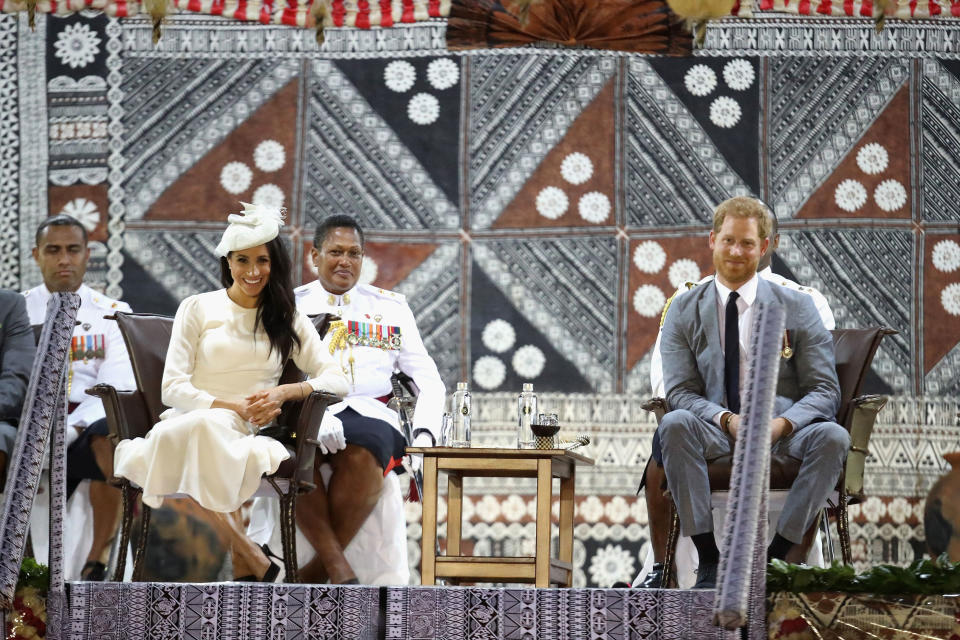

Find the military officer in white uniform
[[23, 214, 135, 582], [249, 214, 444, 585], [636, 205, 836, 589]]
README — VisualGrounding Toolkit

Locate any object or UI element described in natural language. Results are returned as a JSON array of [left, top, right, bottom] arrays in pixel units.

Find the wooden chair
[[646, 326, 895, 583], [85, 312, 338, 582]]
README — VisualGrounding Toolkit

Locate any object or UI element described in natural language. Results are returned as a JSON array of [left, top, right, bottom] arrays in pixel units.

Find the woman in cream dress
[[114, 204, 348, 581]]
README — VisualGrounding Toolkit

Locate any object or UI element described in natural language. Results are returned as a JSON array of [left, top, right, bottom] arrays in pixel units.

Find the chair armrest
[[843, 393, 888, 502], [642, 397, 668, 424], [290, 391, 341, 490], [86, 384, 154, 442]]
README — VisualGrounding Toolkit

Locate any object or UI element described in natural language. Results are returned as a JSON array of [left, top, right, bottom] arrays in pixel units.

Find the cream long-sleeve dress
[[113, 290, 349, 512]]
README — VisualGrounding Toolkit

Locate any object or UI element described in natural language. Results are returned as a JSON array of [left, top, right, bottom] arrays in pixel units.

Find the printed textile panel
[[67, 582, 380, 639], [384, 587, 742, 640], [767, 591, 960, 639], [5, 15, 960, 589]]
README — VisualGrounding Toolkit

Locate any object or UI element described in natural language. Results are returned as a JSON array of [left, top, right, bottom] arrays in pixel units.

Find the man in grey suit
[[0, 289, 36, 493], [659, 196, 848, 589]]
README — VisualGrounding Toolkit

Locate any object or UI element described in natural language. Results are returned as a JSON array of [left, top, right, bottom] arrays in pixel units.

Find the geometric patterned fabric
[[3, 13, 960, 590]]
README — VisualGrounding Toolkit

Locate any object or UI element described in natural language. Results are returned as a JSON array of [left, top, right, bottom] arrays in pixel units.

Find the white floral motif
[[588, 544, 635, 586], [684, 64, 717, 97], [253, 140, 285, 172], [932, 240, 960, 273], [54, 23, 101, 69], [501, 495, 528, 521], [834, 179, 867, 212], [887, 497, 911, 524], [578, 192, 611, 223], [722, 59, 755, 91], [859, 496, 886, 522], [632, 241, 666, 274], [633, 285, 666, 318], [579, 496, 605, 522], [604, 496, 630, 524], [60, 198, 100, 231], [709, 96, 741, 128], [252, 183, 284, 208], [359, 257, 378, 285], [426, 58, 459, 90], [482, 319, 516, 353], [942, 283, 960, 316], [512, 345, 546, 379], [473, 356, 506, 390], [536, 187, 568, 219], [856, 143, 889, 175], [874, 179, 907, 212], [475, 495, 502, 521], [668, 258, 701, 289], [408, 93, 440, 126], [560, 152, 593, 185], [384, 60, 416, 93], [220, 162, 252, 194]]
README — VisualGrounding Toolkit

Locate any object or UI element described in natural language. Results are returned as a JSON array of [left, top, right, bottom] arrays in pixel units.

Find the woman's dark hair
[[220, 236, 301, 362]]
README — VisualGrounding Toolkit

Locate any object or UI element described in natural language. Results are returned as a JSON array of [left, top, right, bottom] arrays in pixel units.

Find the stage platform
[[63, 582, 741, 640]]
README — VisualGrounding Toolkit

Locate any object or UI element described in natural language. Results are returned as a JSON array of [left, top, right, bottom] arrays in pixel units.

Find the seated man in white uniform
[[250, 214, 444, 584], [636, 205, 835, 589], [23, 214, 135, 581]]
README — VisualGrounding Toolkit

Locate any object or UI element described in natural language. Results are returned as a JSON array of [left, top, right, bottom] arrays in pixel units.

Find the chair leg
[[280, 492, 299, 583], [837, 495, 852, 566], [662, 499, 681, 589], [132, 499, 151, 582], [111, 481, 136, 582], [820, 507, 836, 565]]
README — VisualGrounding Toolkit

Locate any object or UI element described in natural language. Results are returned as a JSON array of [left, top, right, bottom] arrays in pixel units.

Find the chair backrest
[[830, 327, 896, 428], [114, 312, 175, 424]]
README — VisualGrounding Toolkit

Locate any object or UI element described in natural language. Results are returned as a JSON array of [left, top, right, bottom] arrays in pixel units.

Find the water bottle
[[450, 382, 471, 448], [517, 383, 537, 449]]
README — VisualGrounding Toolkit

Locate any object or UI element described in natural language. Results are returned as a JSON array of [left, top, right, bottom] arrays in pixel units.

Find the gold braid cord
[[326, 319, 355, 385], [658, 281, 700, 328]]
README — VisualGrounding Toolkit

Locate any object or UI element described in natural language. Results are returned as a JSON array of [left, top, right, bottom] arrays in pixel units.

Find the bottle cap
[[457, 381, 468, 390], [522, 383, 533, 392]]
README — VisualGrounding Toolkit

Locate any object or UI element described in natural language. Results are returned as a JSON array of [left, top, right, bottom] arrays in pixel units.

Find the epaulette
[[658, 281, 700, 329], [90, 293, 130, 312], [361, 283, 406, 303]]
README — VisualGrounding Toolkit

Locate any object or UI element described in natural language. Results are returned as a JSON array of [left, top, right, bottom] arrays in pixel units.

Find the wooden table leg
[[535, 458, 552, 587], [421, 456, 438, 585], [447, 473, 463, 555], [558, 464, 575, 587]]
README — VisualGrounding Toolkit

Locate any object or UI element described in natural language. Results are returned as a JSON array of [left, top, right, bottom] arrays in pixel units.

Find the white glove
[[408, 431, 434, 475], [315, 412, 346, 455]]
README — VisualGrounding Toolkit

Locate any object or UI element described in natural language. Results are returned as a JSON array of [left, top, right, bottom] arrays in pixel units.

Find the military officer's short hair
[[314, 215, 365, 248], [35, 214, 88, 247]]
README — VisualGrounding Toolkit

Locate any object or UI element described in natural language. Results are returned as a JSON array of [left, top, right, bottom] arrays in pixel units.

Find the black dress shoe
[[80, 561, 107, 582], [637, 563, 665, 589], [692, 562, 718, 589]]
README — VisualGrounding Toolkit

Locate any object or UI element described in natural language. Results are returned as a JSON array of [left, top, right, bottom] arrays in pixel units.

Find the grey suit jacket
[[0, 289, 36, 424], [660, 277, 840, 433]]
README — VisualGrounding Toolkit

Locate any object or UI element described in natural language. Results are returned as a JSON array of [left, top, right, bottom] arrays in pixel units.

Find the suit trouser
[[660, 409, 850, 543]]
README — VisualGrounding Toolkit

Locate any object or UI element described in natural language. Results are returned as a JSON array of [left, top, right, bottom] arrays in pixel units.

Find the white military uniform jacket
[[649, 266, 835, 397], [294, 280, 446, 443], [23, 283, 135, 431]]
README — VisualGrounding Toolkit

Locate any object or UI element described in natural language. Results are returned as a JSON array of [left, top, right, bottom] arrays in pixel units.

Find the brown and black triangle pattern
[[624, 58, 753, 229], [394, 242, 462, 387], [118, 57, 299, 221], [471, 236, 617, 393], [919, 58, 960, 223], [467, 55, 617, 230], [302, 59, 459, 232], [768, 57, 909, 219], [776, 228, 914, 393]]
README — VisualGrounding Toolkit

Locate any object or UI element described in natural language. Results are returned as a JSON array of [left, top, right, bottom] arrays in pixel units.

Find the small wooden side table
[[406, 447, 594, 588]]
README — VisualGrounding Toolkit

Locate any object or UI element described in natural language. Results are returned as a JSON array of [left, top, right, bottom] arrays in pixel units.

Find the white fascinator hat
[[214, 202, 285, 257]]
